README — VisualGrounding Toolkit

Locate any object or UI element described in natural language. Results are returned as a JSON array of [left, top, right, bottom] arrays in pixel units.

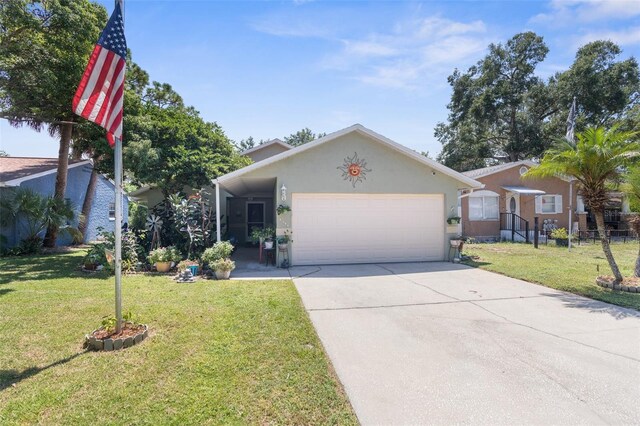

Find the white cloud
[[327, 16, 490, 89], [531, 0, 640, 26], [575, 26, 640, 47]]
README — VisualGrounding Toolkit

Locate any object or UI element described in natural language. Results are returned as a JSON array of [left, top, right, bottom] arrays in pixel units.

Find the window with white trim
[[469, 196, 499, 220], [535, 194, 563, 214], [108, 202, 116, 220]]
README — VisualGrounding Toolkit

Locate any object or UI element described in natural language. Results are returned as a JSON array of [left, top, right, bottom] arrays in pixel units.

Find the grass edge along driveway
[[463, 242, 640, 311], [0, 250, 357, 425]]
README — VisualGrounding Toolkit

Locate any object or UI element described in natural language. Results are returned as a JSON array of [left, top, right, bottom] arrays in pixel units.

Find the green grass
[[0, 250, 357, 425], [463, 241, 640, 310]]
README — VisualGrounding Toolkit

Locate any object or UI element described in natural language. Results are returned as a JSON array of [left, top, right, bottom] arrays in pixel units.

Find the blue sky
[[1, 0, 639, 159]]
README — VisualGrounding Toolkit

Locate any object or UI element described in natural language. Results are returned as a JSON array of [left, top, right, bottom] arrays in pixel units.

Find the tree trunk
[[78, 166, 99, 241], [43, 121, 73, 247], [594, 209, 623, 282]]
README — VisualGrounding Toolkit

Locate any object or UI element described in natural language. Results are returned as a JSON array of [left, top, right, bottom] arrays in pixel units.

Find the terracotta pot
[[215, 269, 231, 280], [155, 261, 172, 273], [278, 243, 288, 250]]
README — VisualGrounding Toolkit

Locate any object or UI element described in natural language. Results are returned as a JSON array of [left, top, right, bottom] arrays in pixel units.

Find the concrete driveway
[[291, 262, 640, 425]]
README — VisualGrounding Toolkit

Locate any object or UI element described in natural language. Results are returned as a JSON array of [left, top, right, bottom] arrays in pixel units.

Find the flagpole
[[114, 137, 123, 333], [114, 0, 124, 334]]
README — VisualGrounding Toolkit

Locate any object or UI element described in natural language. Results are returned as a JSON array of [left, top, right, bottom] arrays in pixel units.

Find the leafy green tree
[[546, 41, 639, 137], [0, 0, 107, 246], [526, 127, 640, 282], [436, 32, 552, 171], [0, 187, 77, 253], [0, 150, 8, 157], [284, 128, 326, 147]]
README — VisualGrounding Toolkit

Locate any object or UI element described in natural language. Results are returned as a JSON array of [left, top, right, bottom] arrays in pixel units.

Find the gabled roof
[[240, 138, 292, 156], [0, 157, 91, 187], [217, 124, 483, 188], [462, 160, 539, 179]]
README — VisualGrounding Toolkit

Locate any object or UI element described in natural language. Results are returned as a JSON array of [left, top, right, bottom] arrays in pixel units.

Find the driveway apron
[[291, 262, 640, 425]]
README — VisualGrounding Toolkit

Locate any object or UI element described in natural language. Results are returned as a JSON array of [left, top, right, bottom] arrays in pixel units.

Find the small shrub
[[201, 241, 234, 264], [550, 227, 569, 239], [85, 228, 140, 272], [211, 258, 235, 272], [148, 246, 182, 264]]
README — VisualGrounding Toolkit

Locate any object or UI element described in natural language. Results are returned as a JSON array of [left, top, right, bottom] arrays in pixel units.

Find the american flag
[[72, 2, 126, 147]]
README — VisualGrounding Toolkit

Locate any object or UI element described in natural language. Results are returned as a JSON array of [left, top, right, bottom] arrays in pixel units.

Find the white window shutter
[[535, 196, 542, 214], [555, 195, 563, 213]]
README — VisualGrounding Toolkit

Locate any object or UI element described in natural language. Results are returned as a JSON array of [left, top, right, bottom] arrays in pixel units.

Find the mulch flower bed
[[596, 276, 640, 293], [85, 323, 149, 351], [92, 323, 146, 340]]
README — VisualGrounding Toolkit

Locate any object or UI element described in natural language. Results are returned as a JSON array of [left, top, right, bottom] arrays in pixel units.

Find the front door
[[506, 193, 520, 216], [246, 202, 265, 239]]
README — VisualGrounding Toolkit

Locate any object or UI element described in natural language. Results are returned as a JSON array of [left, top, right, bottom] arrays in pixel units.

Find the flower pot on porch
[[264, 241, 274, 249], [155, 261, 172, 273]]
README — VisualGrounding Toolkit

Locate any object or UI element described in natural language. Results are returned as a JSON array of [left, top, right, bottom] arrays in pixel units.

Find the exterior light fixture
[[280, 184, 287, 202]]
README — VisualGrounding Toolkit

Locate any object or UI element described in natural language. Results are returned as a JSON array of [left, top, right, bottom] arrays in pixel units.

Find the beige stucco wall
[[232, 132, 473, 264], [461, 165, 579, 239], [246, 144, 290, 163]]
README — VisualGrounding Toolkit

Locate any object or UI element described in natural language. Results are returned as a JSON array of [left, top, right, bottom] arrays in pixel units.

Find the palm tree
[[0, 188, 78, 253], [621, 165, 640, 277], [526, 126, 640, 283]]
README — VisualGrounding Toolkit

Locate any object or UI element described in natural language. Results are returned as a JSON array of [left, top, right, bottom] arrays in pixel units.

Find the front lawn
[[0, 250, 357, 425], [463, 242, 640, 310]]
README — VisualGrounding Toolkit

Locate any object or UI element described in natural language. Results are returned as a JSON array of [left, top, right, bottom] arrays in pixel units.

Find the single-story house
[[213, 124, 483, 265], [0, 157, 129, 247], [459, 160, 631, 242]]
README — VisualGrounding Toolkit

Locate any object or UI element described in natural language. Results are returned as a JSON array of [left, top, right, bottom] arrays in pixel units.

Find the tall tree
[[0, 0, 107, 246], [545, 41, 640, 137], [526, 127, 640, 283], [236, 136, 257, 152], [123, 79, 249, 196], [284, 128, 326, 147], [436, 32, 552, 171]]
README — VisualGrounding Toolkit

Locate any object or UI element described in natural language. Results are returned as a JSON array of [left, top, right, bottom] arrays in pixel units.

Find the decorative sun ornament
[[338, 152, 372, 187]]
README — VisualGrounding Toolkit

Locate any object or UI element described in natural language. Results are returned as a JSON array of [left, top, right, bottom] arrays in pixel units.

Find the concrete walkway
[[292, 262, 640, 425]]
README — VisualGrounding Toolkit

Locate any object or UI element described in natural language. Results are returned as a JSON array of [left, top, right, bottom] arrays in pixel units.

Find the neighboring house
[[241, 138, 292, 162], [212, 124, 483, 265], [459, 160, 631, 242], [0, 157, 128, 247]]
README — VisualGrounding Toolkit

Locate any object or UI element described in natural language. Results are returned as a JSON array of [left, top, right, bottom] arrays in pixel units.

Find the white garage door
[[292, 193, 445, 265]]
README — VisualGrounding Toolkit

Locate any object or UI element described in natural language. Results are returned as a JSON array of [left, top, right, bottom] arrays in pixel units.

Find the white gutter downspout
[[215, 180, 221, 243]]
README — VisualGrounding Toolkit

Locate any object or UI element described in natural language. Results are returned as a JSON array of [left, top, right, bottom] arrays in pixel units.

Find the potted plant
[[277, 230, 292, 250], [447, 216, 461, 225], [276, 204, 291, 215], [83, 252, 100, 271], [149, 246, 181, 272], [177, 259, 200, 276], [550, 227, 570, 247], [211, 258, 235, 280]]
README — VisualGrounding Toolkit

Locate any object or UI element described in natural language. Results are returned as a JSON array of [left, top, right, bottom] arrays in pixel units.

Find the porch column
[[215, 181, 221, 243]]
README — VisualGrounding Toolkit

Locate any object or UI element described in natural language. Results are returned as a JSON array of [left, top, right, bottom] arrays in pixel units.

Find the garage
[[292, 193, 445, 265]]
